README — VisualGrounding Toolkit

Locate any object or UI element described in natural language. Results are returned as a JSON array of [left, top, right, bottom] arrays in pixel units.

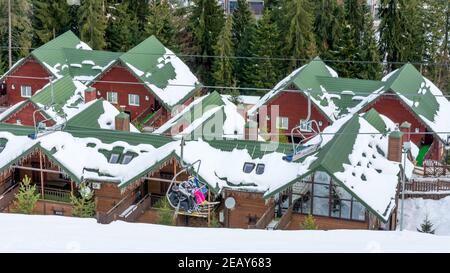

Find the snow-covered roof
[[119, 36, 201, 110], [248, 57, 340, 119], [153, 91, 245, 139]]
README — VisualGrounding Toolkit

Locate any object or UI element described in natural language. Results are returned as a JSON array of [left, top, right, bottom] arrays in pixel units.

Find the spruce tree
[[417, 215, 436, 234], [282, 0, 317, 72], [13, 175, 40, 214], [331, 24, 360, 78], [155, 198, 174, 225], [313, 0, 344, 58], [188, 0, 225, 85], [146, 0, 179, 51], [248, 10, 281, 90], [127, 0, 150, 43], [379, 0, 426, 71], [212, 16, 235, 94], [32, 0, 70, 45], [360, 11, 382, 79], [71, 183, 96, 218], [106, 3, 136, 52], [301, 214, 318, 230], [231, 0, 256, 87], [0, 0, 32, 66], [78, 0, 107, 50]]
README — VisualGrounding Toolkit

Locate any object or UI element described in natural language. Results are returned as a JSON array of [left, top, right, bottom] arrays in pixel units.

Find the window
[[255, 164, 265, 175], [107, 92, 118, 104], [276, 117, 289, 129], [299, 120, 312, 132], [109, 153, 120, 164], [128, 94, 140, 106], [0, 145, 4, 153], [121, 154, 133, 165], [21, 85, 32, 97], [243, 162, 255, 173]]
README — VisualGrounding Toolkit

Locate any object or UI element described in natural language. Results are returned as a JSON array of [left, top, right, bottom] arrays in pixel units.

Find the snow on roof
[[222, 94, 261, 105], [0, 132, 37, 173], [75, 41, 92, 50], [153, 92, 245, 139], [0, 101, 27, 122]]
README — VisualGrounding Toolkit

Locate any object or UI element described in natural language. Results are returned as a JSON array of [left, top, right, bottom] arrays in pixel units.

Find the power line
[[4, 74, 450, 99], [0, 46, 449, 66]]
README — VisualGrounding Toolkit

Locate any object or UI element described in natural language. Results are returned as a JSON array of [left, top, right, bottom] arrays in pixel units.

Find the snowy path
[[1, 213, 450, 252], [402, 196, 450, 235]]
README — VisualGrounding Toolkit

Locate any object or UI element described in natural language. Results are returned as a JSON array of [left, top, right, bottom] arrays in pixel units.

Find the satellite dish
[[225, 197, 236, 209]]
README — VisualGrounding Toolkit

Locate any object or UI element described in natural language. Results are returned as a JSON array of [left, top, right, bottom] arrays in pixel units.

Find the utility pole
[[8, 0, 12, 68]]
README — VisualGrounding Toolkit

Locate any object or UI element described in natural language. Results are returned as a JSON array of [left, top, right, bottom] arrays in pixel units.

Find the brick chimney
[[244, 120, 258, 140], [400, 121, 411, 144], [115, 107, 130, 132], [388, 130, 404, 162], [84, 87, 97, 103]]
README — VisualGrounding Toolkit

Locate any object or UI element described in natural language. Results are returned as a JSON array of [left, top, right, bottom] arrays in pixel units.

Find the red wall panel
[[3, 101, 55, 127], [4, 58, 51, 106]]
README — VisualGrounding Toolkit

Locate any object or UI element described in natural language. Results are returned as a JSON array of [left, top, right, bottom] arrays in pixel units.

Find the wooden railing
[[117, 194, 152, 223], [144, 107, 164, 127], [0, 176, 14, 195], [423, 160, 450, 177], [97, 193, 135, 224], [276, 204, 294, 230], [248, 201, 276, 229], [404, 179, 450, 193], [36, 186, 71, 203], [0, 183, 19, 212]]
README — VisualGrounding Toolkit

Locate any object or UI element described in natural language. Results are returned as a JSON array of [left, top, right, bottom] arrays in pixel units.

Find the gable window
[[299, 120, 312, 132], [121, 154, 133, 165], [107, 92, 118, 104], [243, 162, 255, 173], [109, 153, 120, 164], [276, 117, 289, 129], [21, 85, 32, 98], [255, 164, 265, 175], [128, 94, 140, 106]]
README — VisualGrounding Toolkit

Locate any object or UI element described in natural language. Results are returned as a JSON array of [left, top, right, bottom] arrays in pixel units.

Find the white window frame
[[121, 154, 133, 165], [107, 91, 118, 104], [299, 119, 312, 132], [20, 85, 32, 98], [128, 94, 140, 106], [276, 116, 289, 130], [109, 154, 120, 164]]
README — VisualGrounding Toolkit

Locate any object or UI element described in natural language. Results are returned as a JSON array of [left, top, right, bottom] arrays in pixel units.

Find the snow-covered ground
[[1, 213, 450, 252], [402, 196, 450, 235]]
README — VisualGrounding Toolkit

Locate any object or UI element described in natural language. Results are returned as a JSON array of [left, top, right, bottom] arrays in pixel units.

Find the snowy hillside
[[1, 213, 450, 253]]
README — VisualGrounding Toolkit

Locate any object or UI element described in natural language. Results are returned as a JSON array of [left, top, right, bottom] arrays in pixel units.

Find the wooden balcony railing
[[423, 160, 450, 177], [0, 183, 19, 212], [404, 179, 450, 193], [36, 186, 71, 203]]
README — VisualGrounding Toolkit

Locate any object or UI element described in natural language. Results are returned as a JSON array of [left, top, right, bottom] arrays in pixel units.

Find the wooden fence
[[403, 179, 450, 199], [423, 160, 450, 177]]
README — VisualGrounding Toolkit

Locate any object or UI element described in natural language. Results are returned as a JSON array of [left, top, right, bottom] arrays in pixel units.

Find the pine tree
[[417, 215, 436, 234], [32, 0, 70, 45], [248, 10, 281, 90], [71, 183, 95, 218], [146, 0, 179, 51], [106, 3, 136, 52], [332, 24, 360, 78], [232, 0, 256, 87], [0, 0, 32, 66], [13, 175, 40, 214], [282, 0, 317, 71], [300, 214, 318, 230], [313, 0, 344, 57], [212, 16, 235, 94], [155, 198, 174, 225], [188, 0, 225, 85], [78, 0, 107, 49]]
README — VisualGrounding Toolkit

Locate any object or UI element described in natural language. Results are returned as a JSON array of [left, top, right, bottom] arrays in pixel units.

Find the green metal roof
[[119, 35, 201, 110], [31, 75, 78, 107], [206, 139, 293, 159], [158, 91, 225, 135], [65, 99, 106, 129], [62, 48, 121, 80], [382, 64, 439, 122], [0, 123, 35, 136], [63, 126, 173, 147], [362, 108, 387, 134]]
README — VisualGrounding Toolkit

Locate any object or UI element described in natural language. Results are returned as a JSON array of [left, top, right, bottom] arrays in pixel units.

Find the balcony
[[36, 186, 72, 203]]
